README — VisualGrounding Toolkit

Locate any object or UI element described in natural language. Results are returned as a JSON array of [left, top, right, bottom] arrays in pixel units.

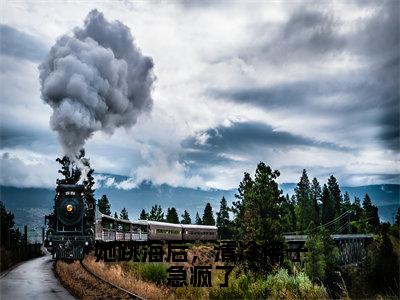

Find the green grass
[[209, 268, 327, 299], [126, 261, 167, 284]]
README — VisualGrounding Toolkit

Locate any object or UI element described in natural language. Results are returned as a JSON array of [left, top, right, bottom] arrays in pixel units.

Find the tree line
[[97, 164, 395, 241], [97, 195, 223, 228]]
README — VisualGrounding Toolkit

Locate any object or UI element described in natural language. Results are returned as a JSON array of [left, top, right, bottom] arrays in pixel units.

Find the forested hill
[[1, 181, 398, 233]]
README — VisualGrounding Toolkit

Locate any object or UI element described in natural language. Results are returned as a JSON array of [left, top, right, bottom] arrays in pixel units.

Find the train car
[[94, 213, 218, 242], [147, 221, 182, 240], [182, 224, 218, 241], [44, 184, 94, 260]]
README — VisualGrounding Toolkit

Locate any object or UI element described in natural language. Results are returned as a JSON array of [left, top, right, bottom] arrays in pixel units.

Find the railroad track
[[79, 260, 144, 299]]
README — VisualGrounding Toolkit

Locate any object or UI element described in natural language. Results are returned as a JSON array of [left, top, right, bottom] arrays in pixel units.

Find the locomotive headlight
[[66, 204, 74, 212]]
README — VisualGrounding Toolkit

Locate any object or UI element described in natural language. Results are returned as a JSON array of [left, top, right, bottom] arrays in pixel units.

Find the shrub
[[266, 269, 327, 299], [126, 262, 167, 284]]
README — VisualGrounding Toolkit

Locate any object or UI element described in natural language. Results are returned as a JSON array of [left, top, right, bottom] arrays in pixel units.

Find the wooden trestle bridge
[[283, 210, 375, 265]]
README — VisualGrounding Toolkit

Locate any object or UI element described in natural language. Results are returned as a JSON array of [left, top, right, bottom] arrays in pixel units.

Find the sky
[[0, 0, 399, 190]]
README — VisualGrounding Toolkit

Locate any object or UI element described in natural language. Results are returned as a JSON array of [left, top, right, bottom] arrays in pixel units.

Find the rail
[[79, 260, 144, 299]]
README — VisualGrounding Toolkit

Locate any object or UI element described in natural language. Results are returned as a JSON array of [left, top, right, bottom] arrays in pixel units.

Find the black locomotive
[[44, 183, 95, 260]]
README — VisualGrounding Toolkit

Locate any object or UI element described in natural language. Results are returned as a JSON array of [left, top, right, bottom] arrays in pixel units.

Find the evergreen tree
[[321, 184, 335, 225], [195, 212, 202, 225], [350, 196, 367, 233], [327, 175, 342, 221], [149, 205, 164, 221], [340, 191, 352, 233], [319, 228, 341, 298], [0, 201, 15, 247], [114, 212, 118, 219], [365, 226, 400, 294], [97, 195, 111, 215], [56, 152, 84, 185], [231, 162, 285, 274], [352, 196, 363, 219], [295, 169, 312, 231], [166, 207, 179, 224], [56, 156, 71, 184], [281, 194, 296, 232], [202, 203, 215, 225], [310, 177, 321, 226], [139, 209, 148, 220], [181, 210, 191, 224], [395, 207, 400, 227], [231, 172, 253, 238], [120, 207, 129, 220], [80, 150, 96, 222], [216, 196, 232, 238], [343, 191, 351, 208], [304, 225, 326, 283], [362, 194, 380, 232]]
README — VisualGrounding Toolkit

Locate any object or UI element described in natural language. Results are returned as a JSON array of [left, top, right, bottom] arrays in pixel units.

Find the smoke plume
[[39, 10, 154, 156]]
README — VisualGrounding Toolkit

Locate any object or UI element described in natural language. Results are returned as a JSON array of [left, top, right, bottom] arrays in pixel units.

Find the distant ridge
[[1, 178, 398, 242]]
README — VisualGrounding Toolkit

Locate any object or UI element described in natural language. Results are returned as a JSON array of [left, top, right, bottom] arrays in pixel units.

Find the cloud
[[1, 2, 398, 190], [0, 24, 48, 61], [0, 150, 58, 188], [183, 121, 349, 153], [210, 1, 399, 151]]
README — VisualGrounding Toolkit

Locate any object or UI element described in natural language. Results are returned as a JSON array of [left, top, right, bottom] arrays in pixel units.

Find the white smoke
[[39, 9, 154, 156]]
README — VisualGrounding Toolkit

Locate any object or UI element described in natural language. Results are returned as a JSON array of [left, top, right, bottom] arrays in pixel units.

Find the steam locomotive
[[44, 184, 95, 260], [44, 183, 218, 260]]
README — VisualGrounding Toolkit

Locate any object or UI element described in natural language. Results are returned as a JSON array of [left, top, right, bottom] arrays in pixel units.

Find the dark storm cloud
[[0, 125, 56, 149], [0, 25, 48, 61], [212, 1, 399, 151], [277, 8, 346, 59], [183, 121, 349, 155], [211, 78, 362, 111]]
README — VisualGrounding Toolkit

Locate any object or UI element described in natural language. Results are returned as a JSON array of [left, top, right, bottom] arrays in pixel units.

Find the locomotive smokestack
[[39, 9, 155, 157]]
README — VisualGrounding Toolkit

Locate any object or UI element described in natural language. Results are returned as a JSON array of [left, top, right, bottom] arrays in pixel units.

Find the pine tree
[[202, 203, 215, 225], [120, 207, 129, 220], [181, 210, 192, 224], [231, 172, 253, 238], [1, 201, 15, 247], [195, 212, 202, 225], [343, 192, 351, 210], [231, 162, 285, 274], [114, 212, 118, 219], [232, 163, 285, 243], [395, 207, 400, 226], [216, 196, 231, 238], [139, 209, 148, 220], [310, 177, 321, 226], [56, 156, 71, 184], [149, 205, 164, 221], [295, 169, 312, 231], [97, 195, 111, 215], [362, 194, 380, 232], [351, 196, 366, 233], [327, 175, 342, 221], [166, 207, 179, 224], [80, 151, 96, 222], [304, 225, 326, 283], [321, 184, 335, 225]]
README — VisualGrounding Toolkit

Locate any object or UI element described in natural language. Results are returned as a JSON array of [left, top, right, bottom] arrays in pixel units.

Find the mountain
[[1, 179, 398, 242]]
